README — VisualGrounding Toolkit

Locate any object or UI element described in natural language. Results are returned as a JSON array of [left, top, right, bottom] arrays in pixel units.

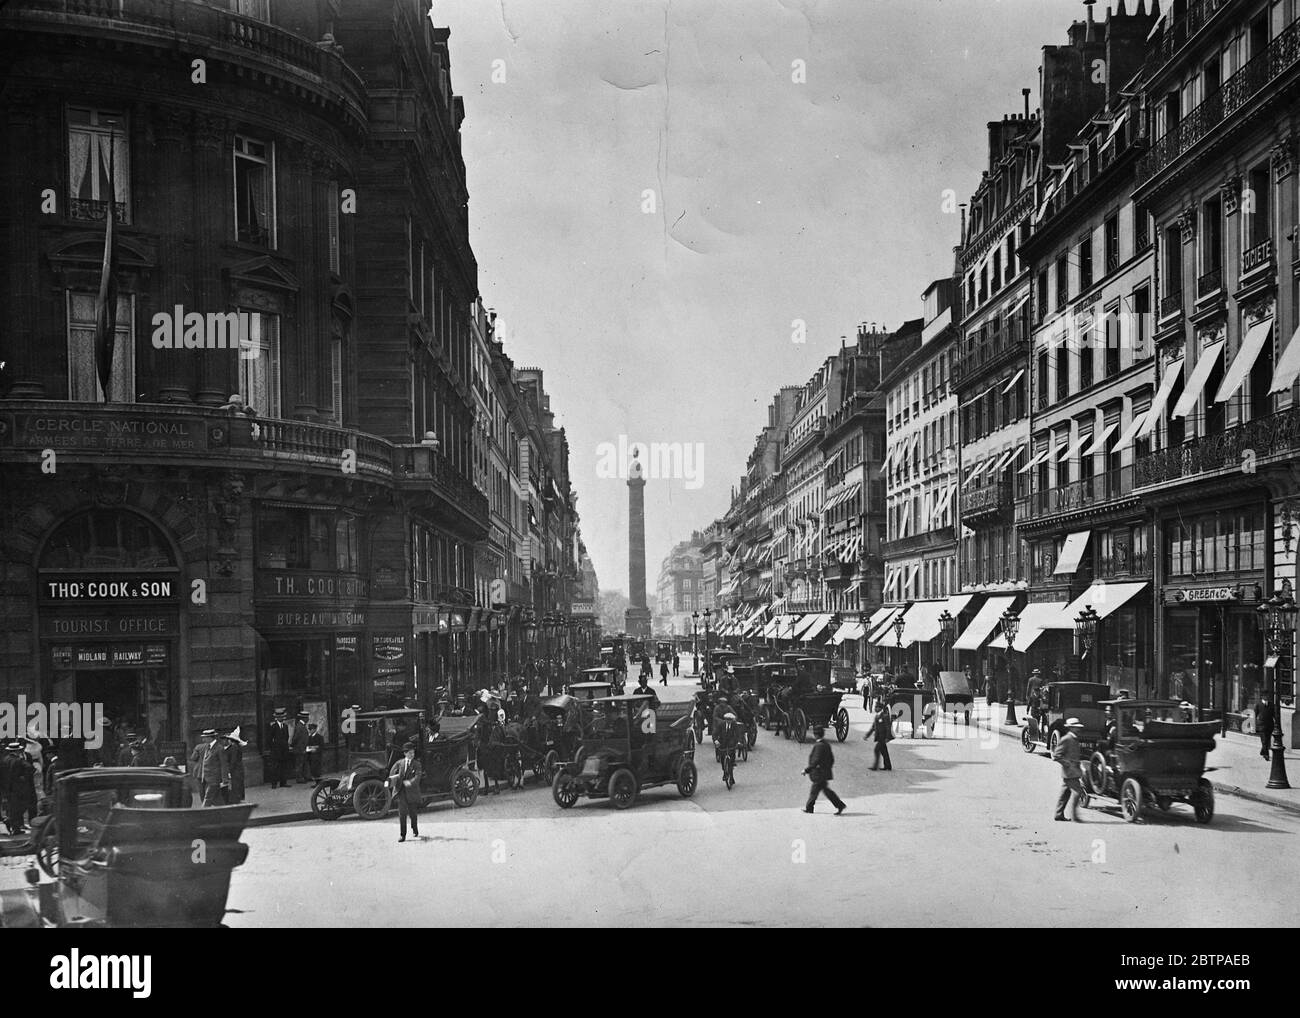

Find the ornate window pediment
[[225, 255, 300, 294]]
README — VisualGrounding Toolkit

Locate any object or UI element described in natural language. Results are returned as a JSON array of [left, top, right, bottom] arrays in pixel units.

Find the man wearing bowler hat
[[388, 741, 423, 841], [266, 708, 291, 788]]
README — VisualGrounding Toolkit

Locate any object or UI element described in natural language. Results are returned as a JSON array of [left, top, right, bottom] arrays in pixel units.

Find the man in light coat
[[1052, 717, 1086, 822]]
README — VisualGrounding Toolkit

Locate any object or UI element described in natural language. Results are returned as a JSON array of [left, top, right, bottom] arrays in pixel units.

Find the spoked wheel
[[450, 765, 480, 808], [746, 721, 758, 748], [737, 737, 749, 763], [834, 708, 850, 743], [552, 771, 579, 809], [1086, 752, 1108, 796], [608, 768, 638, 810], [676, 758, 698, 798], [1193, 778, 1214, 824], [1120, 777, 1143, 823], [311, 779, 345, 821], [353, 778, 391, 820], [1047, 730, 1060, 755], [792, 708, 809, 744], [1021, 727, 1036, 754], [722, 754, 735, 790], [542, 750, 559, 784]]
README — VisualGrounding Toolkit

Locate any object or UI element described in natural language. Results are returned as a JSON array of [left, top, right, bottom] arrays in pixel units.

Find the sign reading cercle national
[[255, 571, 370, 599], [1167, 586, 1242, 604], [3, 411, 209, 452]]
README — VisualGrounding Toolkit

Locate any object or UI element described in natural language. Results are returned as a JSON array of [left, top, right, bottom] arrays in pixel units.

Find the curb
[[246, 810, 315, 828], [969, 710, 1300, 817]]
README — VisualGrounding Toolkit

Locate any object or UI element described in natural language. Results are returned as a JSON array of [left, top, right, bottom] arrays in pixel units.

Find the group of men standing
[[264, 708, 324, 789], [186, 727, 248, 807]]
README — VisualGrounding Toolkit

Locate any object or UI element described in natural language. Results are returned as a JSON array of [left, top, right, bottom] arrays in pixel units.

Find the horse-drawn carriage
[[508, 694, 586, 784], [1083, 699, 1218, 824], [762, 657, 850, 742], [551, 695, 697, 809], [311, 710, 482, 820]]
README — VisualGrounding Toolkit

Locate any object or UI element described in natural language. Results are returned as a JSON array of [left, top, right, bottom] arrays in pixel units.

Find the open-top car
[[311, 709, 481, 820], [1021, 681, 1111, 755], [1083, 699, 1218, 824], [551, 694, 697, 809], [2, 767, 252, 928]]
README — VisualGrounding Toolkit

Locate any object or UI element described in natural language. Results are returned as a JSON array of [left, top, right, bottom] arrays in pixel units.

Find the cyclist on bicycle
[[712, 695, 739, 752]]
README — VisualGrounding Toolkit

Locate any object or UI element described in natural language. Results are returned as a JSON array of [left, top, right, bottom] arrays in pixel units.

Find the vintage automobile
[[1021, 681, 1111, 755], [2, 767, 252, 928], [551, 694, 697, 809], [764, 658, 850, 742], [310, 709, 481, 820], [655, 641, 675, 663], [935, 671, 975, 725], [1082, 699, 1218, 823], [569, 675, 617, 699]]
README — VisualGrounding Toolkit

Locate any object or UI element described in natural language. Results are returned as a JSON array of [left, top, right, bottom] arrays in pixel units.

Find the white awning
[[928, 483, 953, 524], [760, 618, 781, 638], [1112, 412, 1148, 452], [864, 605, 896, 633], [1171, 340, 1226, 419], [1215, 318, 1274, 404], [890, 599, 949, 649], [831, 621, 864, 645], [1269, 323, 1300, 394], [1043, 581, 1150, 629], [1007, 293, 1030, 318], [1019, 446, 1052, 473], [905, 563, 919, 598], [1053, 530, 1092, 575], [868, 606, 907, 645], [942, 593, 975, 619], [964, 455, 991, 479], [1002, 367, 1026, 394], [1105, 110, 1129, 144], [800, 614, 833, 642], [1084, 421, 1118, 456], [1138, 358, 1184, 438], [1063, 431, 1094, 461], [983, 447, 1013, 477], [952, 595, 1018, 651], [989, 600, 1069, 649]]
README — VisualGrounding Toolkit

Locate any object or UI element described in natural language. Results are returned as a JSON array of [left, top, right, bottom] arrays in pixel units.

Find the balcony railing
[[960, 480, 1012, 522], [1137, 20, 1300, 185], [954, 325, 1028, 382], [1135, 406, 1300, 488], [1136, 229, 1151, 252], [1243, 237, 1274, 275], [1017, 465, 1135, 522], [1160, 291, 1183, 318], [1145, 0, 1236, 76], [1197, 267, 1223, 297], [69, 198, 128, 225]]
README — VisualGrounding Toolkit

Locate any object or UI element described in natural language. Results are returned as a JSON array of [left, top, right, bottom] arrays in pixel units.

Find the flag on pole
[[94, 129, 120, 401]]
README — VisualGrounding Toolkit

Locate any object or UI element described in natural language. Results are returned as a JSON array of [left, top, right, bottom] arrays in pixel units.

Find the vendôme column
[[624, 451, 652, 639]]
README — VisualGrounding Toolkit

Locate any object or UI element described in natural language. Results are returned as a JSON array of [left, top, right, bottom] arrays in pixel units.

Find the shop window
[[67, 292, 134, 404], [40, 509, 174, 570]]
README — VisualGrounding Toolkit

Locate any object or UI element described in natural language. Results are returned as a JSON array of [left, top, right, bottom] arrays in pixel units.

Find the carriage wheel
[[552, 771, 579, 809], [1193, 779, 1214, 824], [531, 753, 547, 780], [1020, 727, 1036, 754], [608, 768, 638, 810], [311, 779, 345, 820], [542, 750, 560, 783], [353, 778, 391, 820], [1120, 778, 1143, 823], [792, 708, 808, 743], [450, 766, 480, 808], [676, 758, 698, 798], [834, 708, 850, 743]]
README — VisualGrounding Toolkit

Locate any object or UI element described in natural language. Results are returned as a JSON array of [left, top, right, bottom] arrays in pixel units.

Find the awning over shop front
[[800, 614, 834, 642], [1053, 530, 1092, 575], [831, 621, 864, 645], [760, 618, 781, 638], [988, 600, 1069, 649], [1044, 581, 1149, 628], [1171, 340, 1225, 419], [1215, 317, 1273, 403], [1138, 358, 1184, 438], [864, 605, 896, 634], [867, 606, 906, 645], [952, 595, 1018, 650], [773, 614, 804, 639], [891, 599, 949, 649], [943, 593, 975, 618]]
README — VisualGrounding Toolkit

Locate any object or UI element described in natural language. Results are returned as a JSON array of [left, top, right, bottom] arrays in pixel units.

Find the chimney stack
[[1022, 87, 1031, 120]]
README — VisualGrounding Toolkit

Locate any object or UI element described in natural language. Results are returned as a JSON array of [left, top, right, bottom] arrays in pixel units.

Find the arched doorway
[[38, 508, 182, 764]]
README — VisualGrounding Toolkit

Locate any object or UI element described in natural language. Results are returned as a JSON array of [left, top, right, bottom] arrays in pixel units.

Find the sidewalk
[[968, 699, 1300, 816]]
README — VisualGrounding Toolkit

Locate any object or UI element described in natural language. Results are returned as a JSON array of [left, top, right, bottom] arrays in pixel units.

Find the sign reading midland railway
[[0, 409, 211, 452]]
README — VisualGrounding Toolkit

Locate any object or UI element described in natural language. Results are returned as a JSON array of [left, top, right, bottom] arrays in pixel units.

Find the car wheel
[[1194, 779, 1214, 824], [552, 771, 579, 809], [1120, 777, 1143, 823], [676, 758, 698, 797], [1086, 752, 1108, 796], [834, 708, 850, 743], [1048, 729, 1060, 755], [311, 779, 344, 821], [353, 778, 390, 820], [1020, 727, 1036, 754], [608, 768, 638, 810], [792, 708, 808, 743], [450, 765, 479, 808]]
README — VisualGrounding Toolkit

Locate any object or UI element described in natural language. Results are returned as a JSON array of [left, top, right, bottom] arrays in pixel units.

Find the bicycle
[[713, 718, 738, 790]]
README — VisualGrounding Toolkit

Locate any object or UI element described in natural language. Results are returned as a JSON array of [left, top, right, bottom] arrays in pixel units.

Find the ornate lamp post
[[1074, 605, 1100, 684], [891, 611, 906, 675], [1256, 586, 1296, 790], [826, 612, 842, 657], [702, 608, 712, 683], [1000, 607, 1020, 724], [938, 609, 955, 673], [691, 610, 699, 675]]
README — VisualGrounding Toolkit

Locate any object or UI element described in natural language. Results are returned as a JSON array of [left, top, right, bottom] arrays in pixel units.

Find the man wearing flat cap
[[190, 729, 231, 807], [388, 741, 423, 841]]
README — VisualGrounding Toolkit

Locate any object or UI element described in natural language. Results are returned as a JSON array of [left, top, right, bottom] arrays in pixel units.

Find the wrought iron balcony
[[960, 479, 1012, 523], [1160, 291, 1183, 318], [1135, 406, 1300, 489], [953, 325, 1029, 384], [1197, 267, 1223, 297], [69, 198, 128, 225], [1017, 465, 1135, 522], [1242, 237, 1274, 276], [1137, 21, 1300, 186], [1144, 0, 1236, 77]]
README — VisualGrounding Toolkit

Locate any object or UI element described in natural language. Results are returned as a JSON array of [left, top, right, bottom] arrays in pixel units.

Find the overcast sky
[[436, 0, 1090, 603]]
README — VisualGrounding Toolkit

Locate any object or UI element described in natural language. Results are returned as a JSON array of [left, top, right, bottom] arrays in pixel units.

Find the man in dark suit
[[802, 726, 846, 815], [266, 708, 290, 788], [870, 702, 894, 771], [1256, 692, 1275, 760], [190, 729, 231, 807], [388, 741, 423, 841]]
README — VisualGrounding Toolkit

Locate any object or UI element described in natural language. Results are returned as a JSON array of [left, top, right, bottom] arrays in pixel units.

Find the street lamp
[[938, 608, 955, 673], [691, 610, 700, 675], [1256, 586, 1296, 790], [1000, 608, 1020, 724], [702, 608, 712, 682], [1074, 604, 1100, 670]]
